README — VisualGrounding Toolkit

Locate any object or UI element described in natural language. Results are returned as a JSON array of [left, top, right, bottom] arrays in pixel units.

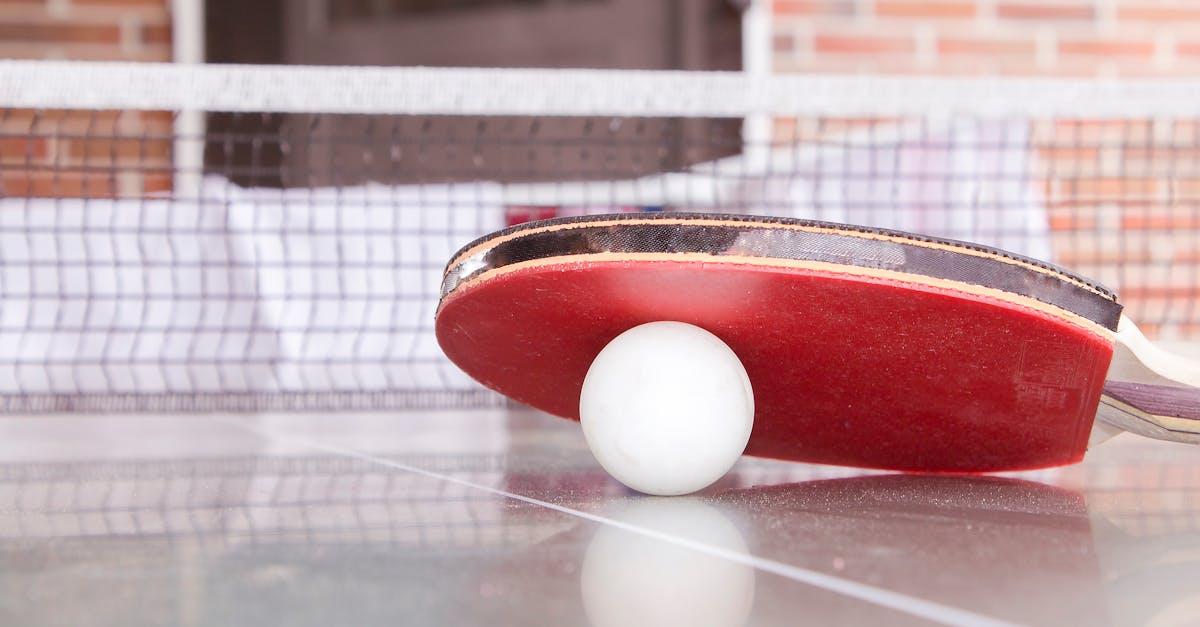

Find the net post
[[171, 0, 206, 200], [741, 0, 773, 174]]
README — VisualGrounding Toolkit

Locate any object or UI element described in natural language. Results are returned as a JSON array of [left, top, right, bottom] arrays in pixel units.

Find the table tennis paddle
[[435, 213, 1200, 472]]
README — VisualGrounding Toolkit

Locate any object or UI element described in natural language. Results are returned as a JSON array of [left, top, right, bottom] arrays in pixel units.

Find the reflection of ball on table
[[579, 321, 755, 496], [581, 498, 756, 627]]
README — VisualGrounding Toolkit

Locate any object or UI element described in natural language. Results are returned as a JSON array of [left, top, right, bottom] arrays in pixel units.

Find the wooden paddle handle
[[1100, 381, 1200, 443], [1098, 315, 1200, 443]]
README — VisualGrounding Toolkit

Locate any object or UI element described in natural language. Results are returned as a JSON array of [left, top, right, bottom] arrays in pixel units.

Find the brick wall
[[773, 0, 1199, 77], [1038, 118, 1200, 338], [0, 0, 171, 62], [0, 0, 173, 199], [773, 0, 1200, 339]]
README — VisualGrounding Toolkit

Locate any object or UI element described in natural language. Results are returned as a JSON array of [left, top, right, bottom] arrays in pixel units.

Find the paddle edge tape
[[439, 253, 1116, 342], [440, 213, 1123, 331]]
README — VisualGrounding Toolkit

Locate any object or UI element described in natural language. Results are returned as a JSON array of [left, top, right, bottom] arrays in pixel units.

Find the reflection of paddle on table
[[436, 213, 1200, 479]]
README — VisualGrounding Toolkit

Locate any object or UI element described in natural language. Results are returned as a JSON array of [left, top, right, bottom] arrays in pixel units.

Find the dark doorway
[[203, 0, 744, 187]]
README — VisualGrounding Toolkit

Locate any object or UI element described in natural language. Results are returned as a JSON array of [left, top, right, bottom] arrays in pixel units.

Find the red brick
[[1041, 62, 1122, 78], [0, 0, 45, 11], [0, 4, 46, 22], [0, 42, 69, 60], [138, 110, 176, 127], [1043, 196, 1090, 210], [142, 172, 172, 194], [1039, 178, 1063, 198], [774, 55, 900, 75], [774, 34, 795, 54], [1048, 212, 1098, 231], [1121, 212, 1200, 231], [65, 136, 172, 162], [142, 24, 170, 45], [0, 23, 121, 44], [938, 37, 1035, 56], [1054, 119, 1150, 132], [1055, 247, 1152, 264], [0, 41, 169, 62], [1173, 248, 1200, 263], [876, 1, 976, 18], [73, 0, 167, 4], [1170, 179, 1200, 199], [1117, 5, 1200, 22], [773, 0, 855, 16], [19, 110, 124, 136], [1037, 146, 1101, 162], [773, 118, 799, 139], [1125, 147, 1200, 162], [0, 109, 44, 130], [1072, 177, 1161, 198], [1163, 121, 1200, 139], [818, 117, 904, 130], [997, 3, 1094, 20], [814, 34, 915, 54], [1095, 63, 1189, 78], [2, 172, 117, 198], [926, 55, 1050, 76], [1053, 119, 1153, 143], [1060, 39, 1154, 57], [1121, 286, 1200, 301], [0, 137, 49, 162]]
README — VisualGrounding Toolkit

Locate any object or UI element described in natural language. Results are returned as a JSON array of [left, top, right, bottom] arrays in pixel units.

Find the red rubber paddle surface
[[436, 260, 1114, 472]]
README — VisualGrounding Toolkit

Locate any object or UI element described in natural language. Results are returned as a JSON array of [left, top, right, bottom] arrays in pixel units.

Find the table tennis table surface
[[0, 406, 1198, 627]]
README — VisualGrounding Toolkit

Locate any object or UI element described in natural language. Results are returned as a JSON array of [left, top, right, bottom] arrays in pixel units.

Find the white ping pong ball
[[579, 321, 754, 496]]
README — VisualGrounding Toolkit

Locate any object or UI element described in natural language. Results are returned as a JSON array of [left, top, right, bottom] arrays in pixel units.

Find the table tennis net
[[1, 61, 1198, 412]]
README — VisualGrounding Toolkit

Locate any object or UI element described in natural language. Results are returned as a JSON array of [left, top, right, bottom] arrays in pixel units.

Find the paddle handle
[[1099, 381, 1200, 444], [1101, 316, 1200, 442]]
